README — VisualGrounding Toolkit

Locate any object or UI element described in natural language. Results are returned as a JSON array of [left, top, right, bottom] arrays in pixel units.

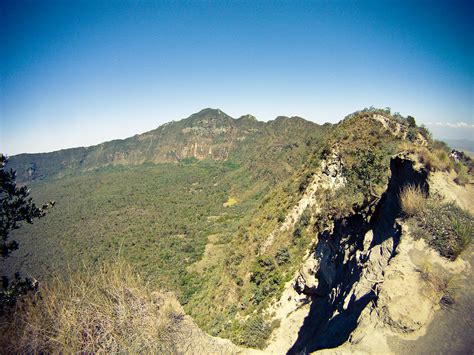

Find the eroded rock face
[[288, 156, 430, 353], [295, 258, 320, 295], [321, 151, 346, 189], [260, 150, 346, 254]]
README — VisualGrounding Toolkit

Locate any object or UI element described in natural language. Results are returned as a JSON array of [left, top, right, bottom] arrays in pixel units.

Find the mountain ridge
[[8, 108, 328, 182]]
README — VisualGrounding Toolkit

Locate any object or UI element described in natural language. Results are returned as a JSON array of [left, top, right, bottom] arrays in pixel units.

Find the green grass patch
[[408, 199, 473, 260]]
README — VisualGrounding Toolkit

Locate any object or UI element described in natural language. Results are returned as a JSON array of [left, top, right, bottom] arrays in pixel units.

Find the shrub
[[1, 154, 49, 312], [406, 127, 418, 142], [293, 226, 302, 240], [404, 146, 451, 172], [298, 173, 312, 193], [417, 264, 456, 308], [399, 185, 427, 217], [238, 315, 271, 349], [275, 247, 290, 265], [251, 271, 282, 305], [257, 256, 275, 269], [347, 148, 388, 197], [431, 140, 450, 152], [299, 207, 311, 227], [450, 215, 472, 257], [236, 277, 243, 286], [0, 262, 186, 353], [417, 148, 439, 171], [229, 251, 244, 266], [406, 115, 417, 128], [418, 125, 432, 142], [250, 257, 275, 285], [277, 211, 286, 223], [434, 149, 450, 170]]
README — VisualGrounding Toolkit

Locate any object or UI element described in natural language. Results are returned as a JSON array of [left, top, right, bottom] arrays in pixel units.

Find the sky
[[1, 0, 473, 155]]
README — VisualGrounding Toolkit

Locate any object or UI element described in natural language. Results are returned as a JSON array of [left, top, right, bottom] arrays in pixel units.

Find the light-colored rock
[[295, 256, 320, 295]]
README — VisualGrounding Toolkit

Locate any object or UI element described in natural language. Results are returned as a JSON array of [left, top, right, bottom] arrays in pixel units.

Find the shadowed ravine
[[288, 157, 428, 354]]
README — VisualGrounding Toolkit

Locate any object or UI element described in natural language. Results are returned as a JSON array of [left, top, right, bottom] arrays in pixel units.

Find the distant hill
[[8, 108, 329, 183], [441, 138, 474, 155]]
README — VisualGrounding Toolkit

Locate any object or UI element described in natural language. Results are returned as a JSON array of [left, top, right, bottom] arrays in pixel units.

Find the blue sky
[[1, 0, 473, 154]]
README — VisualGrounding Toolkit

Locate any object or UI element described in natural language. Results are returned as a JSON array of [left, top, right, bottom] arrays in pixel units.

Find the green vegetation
[[406, 198, 473, 260], [454, 163, 469, 186], [1, 154, 46, 258], [401, 131, 473, 183], [237, 315, 272, 348], [9, 161, 263, 304], [275, 247, 290, 265], [346, 148, 388, 197], [8, 108, 330, 185], [416, 146, 451, 172], [417, 262, 457, 308], [5, 110, 331, 349]]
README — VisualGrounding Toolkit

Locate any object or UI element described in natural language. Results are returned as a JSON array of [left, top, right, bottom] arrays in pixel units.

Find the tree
[[406, 115, 417, 128], [0, 154, 50, 311], [349, 148, 387, 198]]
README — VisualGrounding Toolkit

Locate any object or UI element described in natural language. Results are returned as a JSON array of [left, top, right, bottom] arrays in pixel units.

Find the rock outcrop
[[284, 155, 432, 353]]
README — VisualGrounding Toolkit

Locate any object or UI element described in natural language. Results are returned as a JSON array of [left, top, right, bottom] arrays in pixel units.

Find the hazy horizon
[[1, 0, 473, 155]]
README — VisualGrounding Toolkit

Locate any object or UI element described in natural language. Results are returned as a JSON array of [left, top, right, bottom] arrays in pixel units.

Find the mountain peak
[[189, 108, 231, 120], [238, 114, 257, 121]]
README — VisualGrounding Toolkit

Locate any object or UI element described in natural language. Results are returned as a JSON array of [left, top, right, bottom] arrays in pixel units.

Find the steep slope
[[183, 108, 472, 350], [183, 109, 410, 344]]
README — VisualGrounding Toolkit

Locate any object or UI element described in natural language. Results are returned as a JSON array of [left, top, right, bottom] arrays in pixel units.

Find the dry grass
[[454, 164, 470, 186], [417, 263, 457, 308], [399, 143, 451, 172], [418, 148, 450, 171], [399, 185, 427, 217], [0, 261, 186, 353], [223, 196, 238, 207]]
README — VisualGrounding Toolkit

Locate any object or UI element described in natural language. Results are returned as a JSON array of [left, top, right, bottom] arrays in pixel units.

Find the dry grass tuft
[[399, 185, 427, 217], [417, 263, 457, 309], [0, 261, 186, 353]]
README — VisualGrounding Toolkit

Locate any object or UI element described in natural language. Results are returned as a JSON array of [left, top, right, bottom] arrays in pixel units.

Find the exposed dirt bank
[[429, 170, 474, 214], [388, 244, 474, 354]]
